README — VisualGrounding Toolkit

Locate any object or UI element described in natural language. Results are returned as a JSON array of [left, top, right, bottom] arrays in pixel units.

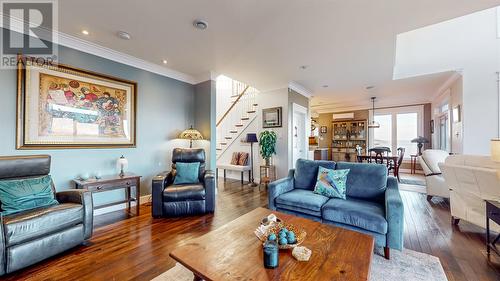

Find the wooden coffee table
[[170, 207, 374, 281]]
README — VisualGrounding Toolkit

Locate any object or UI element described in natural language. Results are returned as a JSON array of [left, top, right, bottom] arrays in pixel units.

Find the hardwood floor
[[3, 178, 500, 281]]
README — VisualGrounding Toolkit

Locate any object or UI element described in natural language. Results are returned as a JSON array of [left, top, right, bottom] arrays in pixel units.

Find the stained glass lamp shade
[[179, 126, 203, 148]]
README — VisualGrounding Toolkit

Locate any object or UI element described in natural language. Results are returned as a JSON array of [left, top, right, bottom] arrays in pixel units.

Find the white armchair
[[439, 155, 500, 232], [418, 149, 450, 199]]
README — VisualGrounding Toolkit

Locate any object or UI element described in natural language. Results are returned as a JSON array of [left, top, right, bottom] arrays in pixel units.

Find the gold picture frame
[[16, 56, 137, 149]]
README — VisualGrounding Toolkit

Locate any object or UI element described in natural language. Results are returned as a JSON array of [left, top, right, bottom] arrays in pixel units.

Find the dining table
[[358, 153, 399, 177]]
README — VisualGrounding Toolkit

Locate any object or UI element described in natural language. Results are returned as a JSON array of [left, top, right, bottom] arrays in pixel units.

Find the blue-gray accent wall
[[0, 44, 199, 207]]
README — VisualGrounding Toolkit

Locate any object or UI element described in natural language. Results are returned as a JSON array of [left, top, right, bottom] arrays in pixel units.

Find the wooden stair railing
[[216, 85, 250, 127]]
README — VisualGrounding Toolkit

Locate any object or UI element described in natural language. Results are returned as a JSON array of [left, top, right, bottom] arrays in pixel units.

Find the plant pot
[[264, 158, 271, 166]]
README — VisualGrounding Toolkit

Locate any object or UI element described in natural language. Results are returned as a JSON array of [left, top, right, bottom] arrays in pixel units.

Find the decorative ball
[[287, 231, 295, 239], [268, 233, 277, 241], [281, 228, 289, 233], [287, 236, 296, 244], [279, 237, 288, 245], [279, 232, 287, 239]]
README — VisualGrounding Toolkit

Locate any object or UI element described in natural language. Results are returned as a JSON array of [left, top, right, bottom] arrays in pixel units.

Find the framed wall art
[[16, 56, 137, 149], [262, 107, 282, 128]]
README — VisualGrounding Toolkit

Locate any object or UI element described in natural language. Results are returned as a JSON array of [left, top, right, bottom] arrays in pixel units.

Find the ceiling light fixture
[[368, 97, 380, 129], [193, 20, 208, 30], [117, 31, 131, 40], [81, 30, 89, 35], [365, 85, 375, 90], [322, 85, 328, 88], [162, 59, 168, 64], [299, 65, 308, 70]]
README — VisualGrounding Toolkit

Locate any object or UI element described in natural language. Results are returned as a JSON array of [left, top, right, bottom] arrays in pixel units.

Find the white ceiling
[[311, 71, 458, 113], [58, 0, 500, 107]]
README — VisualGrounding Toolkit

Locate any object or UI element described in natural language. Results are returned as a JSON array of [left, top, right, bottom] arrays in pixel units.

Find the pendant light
[[368, 97, 380, 129]]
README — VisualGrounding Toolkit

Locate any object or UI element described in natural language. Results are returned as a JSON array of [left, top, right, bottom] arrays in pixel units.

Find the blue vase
[[263, 240, 279, 269]]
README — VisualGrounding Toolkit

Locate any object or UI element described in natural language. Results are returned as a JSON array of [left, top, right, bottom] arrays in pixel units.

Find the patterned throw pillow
[[230, 152, 240, 165], [238, 152, 249, 166], [313, 167, 350, 199]]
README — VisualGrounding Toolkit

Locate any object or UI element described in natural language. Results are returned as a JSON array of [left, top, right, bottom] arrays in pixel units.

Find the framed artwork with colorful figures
[[16, 56, 137, 149]]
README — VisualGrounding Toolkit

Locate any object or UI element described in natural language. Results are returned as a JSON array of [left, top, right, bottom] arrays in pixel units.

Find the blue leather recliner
[[268, 159, 404, 259]]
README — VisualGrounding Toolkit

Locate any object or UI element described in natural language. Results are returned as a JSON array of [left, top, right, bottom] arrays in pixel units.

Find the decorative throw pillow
[[173, 162, 200, 184], [230, 152, 240, 165], [238, 152, 249, 166], [313, 167, 350, 199], [0, 175, 59, 216]]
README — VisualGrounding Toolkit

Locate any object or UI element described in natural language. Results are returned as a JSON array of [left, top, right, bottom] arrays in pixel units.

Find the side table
[[259, 165, 276, 187], [410, 154, 418, 174], [486, 200, 500, 256], [74, 173, 141, 216]]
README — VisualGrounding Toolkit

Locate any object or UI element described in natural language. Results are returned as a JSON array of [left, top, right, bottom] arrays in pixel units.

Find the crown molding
[[57, 32, 197, 84], [288, 81, 312, 98], [193, 71, 218, 84], [429, 70, 462, 102], [1, 13, 197, 84]]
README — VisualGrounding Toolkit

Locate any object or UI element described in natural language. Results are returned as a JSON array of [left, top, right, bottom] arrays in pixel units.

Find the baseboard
[[93, 195, 151, 216]]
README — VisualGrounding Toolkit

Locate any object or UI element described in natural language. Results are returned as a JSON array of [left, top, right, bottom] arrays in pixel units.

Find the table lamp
[[411, 136, 429, 156], [492, 139, 500, 162], [492, 139, 500, 180], [117, 155, 128, 177], [246, 133, 258, 187], [179, 125, 204, 148]]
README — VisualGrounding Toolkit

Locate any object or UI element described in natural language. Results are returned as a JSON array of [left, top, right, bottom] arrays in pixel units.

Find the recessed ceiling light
[[81, 30, 89, 35], [365, 85, 375, 90], [299, 65, 308, 70], [162, 59, 168, 64], [322, 85, 328, 88], [193, 20, 208, 30], [117, 31, 131, 40]]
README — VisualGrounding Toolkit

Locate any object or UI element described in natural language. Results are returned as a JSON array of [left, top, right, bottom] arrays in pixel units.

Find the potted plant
[[259, 130, 277, 166]]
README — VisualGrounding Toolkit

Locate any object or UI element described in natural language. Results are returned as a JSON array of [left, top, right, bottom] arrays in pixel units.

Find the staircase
[[216, 78, 259, 160]]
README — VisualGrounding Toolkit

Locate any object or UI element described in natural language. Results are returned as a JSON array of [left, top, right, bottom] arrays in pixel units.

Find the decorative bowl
[[259, 222, 306, 249]]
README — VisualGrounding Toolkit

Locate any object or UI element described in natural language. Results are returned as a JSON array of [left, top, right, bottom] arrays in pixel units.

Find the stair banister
[[216, 85, 250, 127]]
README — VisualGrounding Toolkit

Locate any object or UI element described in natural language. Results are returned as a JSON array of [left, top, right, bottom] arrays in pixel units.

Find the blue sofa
[[268, 159, 404, 259]]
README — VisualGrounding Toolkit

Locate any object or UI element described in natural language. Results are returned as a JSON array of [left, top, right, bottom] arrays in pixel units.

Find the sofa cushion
[[0, 175, 59, 216], [3, 203, 83, 246], [163, 184, 205, 201], [275, 189, 329, 216], [294, 159, 336, 190], [322, 198, 387, 234], [336, 162, 387, 202]]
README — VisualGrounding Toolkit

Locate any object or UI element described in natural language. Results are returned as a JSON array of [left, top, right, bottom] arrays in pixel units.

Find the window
[[370, 105, 424, 159], [373, 115, 392, 148], [439, 115, 449, 151], [397, 113, 418, 156]]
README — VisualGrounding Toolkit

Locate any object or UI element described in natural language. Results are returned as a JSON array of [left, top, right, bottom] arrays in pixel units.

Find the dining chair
[[368, 147, 391, 164], [388, 147, 405, 182]]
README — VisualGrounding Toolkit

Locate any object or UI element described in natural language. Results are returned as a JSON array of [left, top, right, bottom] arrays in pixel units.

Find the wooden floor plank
[[2, 176, 499, 280]]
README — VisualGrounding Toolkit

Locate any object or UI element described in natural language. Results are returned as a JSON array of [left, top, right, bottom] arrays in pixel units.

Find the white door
[[292, 103, 308, 168]]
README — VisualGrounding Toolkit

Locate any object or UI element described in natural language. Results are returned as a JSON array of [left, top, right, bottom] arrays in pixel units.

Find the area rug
[[400, 178, 426, 186], [151, 248, 447, 281]]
